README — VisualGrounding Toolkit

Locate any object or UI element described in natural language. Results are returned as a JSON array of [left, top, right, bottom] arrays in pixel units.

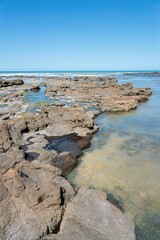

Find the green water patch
[[68, 120, 160, 240], [23, 86, 55, 112], [23, 86, 75, 112], [0, 103, 8, 108]]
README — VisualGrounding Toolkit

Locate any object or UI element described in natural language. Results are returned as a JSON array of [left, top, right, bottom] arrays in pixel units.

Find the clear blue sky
[[0, 0, 159, 71]]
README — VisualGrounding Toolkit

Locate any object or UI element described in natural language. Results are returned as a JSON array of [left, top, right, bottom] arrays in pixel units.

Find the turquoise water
[[68, 74, 160, 240], [23, 86, 55, 112], [23, 86, 75, 111]]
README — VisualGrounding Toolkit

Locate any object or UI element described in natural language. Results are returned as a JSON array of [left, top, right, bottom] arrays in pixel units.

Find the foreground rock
[[52, 187, 135, 240], [0, 162, 75, 240], [0, 111, 136, 240]]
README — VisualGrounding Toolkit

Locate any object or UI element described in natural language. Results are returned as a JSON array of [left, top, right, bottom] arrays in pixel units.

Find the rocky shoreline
[[0, 75, 152, 240]]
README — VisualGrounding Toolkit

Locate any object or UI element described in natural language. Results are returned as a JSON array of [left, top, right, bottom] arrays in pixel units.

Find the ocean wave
[[0, 71, 158, 78]]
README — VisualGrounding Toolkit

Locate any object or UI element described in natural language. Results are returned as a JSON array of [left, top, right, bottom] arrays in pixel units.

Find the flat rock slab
[[54, 187, 136, 240]]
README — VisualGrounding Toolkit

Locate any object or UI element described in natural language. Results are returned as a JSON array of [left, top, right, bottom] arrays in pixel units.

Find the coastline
[[0, 74, 152, 240]]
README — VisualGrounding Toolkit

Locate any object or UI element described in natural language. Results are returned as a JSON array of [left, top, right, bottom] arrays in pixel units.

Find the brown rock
[[52, 152, 78, 175], [0, 162, 75, 240], [101, 95, 138, 112]]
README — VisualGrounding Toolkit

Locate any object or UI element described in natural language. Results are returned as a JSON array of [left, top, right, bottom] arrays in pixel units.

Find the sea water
[[68, 73, 160, 240]]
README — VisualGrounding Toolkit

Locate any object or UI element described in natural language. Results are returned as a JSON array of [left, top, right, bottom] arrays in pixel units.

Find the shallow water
[[23, 86, 55, 112], [68, 74, 160, 240], [23, 85, 97, 112], [44, 134, 82, 157]]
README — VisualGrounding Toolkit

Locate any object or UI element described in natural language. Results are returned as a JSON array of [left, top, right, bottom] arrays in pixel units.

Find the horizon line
[[0, 69, 160, 72]]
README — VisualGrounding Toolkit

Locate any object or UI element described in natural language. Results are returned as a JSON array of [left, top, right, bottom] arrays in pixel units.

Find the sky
[[0, 0, 160, 71]]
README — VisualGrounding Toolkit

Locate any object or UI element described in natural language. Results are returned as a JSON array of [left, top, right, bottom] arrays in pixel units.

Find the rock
[[30, 86, 40, 92], [0, 79, 24, 88], [0, 162, 75, 240], [0, 121, 13, 152], [120, 83, 133, 89], [47, 106, 94, 130], [0, 113, 10, 120], [0, 119, 28, 153], [55, 187, 136, 240], [51, 152, 78, 175], [0, 147, 25, 169], [53, 176, 75, 204], [122, 87, 152, 96], [25, 115, 50, 132], [101, 95, 138, 112]]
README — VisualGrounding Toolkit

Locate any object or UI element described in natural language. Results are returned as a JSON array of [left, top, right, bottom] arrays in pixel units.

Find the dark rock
[[30, 86, 40, 92], [0, 79, 24, 88], [51, 152, 78, 175]]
